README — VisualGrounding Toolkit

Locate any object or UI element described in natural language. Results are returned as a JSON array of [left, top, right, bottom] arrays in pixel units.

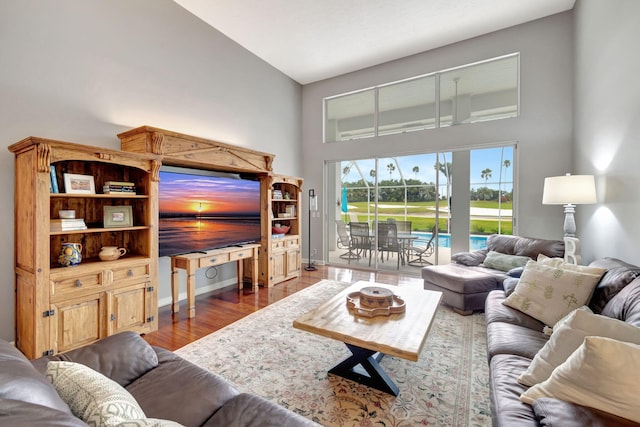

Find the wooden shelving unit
[[9, 137, 161, 359], [260, 173, 303, 286]]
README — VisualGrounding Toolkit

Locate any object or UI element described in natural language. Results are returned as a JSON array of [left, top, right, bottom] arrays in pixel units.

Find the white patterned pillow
[[502, 260, 605, 326], [47, 361, 184, 427], [520, 336, 640, 423]]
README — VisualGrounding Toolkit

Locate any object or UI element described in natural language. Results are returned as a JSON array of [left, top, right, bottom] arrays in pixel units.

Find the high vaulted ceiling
[[174, 0, 575, 85]]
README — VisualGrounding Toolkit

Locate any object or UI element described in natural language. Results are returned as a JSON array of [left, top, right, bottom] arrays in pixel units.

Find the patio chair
[[407, 225, 436, 266], [335, 219, 359, 260], [377, 221, 402, 269], [349, 222, 373, 265]]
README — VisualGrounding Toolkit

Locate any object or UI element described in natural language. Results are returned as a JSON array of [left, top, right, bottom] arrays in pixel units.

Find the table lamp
[[542, 173, 597, 237]]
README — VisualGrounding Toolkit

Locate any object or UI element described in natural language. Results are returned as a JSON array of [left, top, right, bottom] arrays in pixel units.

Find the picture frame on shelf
[[63, 173, 95, 194], [103, 205, 133, 228]]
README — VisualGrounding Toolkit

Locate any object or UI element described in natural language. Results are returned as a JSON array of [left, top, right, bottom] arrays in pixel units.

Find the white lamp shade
[[542, 174, 597, 205]]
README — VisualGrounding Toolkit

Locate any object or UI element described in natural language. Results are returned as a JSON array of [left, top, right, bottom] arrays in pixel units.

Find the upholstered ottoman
[[422, 264, 499, 315]]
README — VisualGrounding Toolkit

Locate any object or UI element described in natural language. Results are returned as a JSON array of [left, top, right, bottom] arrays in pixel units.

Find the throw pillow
[[47, 361, 184, 427], [482, 251, 531, 272], [502, 260, 605, 326], [451, 249, 487, 266], [518, 309, 640, 386], [520, 336, 640, 424], [542, 305, 592, 336]]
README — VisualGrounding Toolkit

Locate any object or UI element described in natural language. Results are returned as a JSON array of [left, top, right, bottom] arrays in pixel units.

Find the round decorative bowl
[[272, 225, 290, 234]]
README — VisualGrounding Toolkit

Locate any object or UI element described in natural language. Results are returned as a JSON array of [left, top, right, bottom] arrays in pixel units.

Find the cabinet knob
[[127, 270, 134, 277], [110, 314, 116, 321], [210, 258, 217, 263], [75, 280, 82, 287]]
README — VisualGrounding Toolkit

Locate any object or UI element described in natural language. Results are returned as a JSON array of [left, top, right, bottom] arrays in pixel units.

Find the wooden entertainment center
[[10, 126, 302, 358]]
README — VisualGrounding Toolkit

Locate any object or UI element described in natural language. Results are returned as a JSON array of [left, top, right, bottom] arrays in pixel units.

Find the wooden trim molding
[[118, 126, 275, 174]]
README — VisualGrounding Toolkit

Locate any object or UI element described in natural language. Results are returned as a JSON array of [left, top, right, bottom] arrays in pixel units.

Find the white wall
[[574, 0, 640, 265], [302, 12, 574, 262], [0, 0, 302, 341]]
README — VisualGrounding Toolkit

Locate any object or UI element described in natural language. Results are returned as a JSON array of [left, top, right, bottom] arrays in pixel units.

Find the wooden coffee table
[[293, 280, 442, 395]]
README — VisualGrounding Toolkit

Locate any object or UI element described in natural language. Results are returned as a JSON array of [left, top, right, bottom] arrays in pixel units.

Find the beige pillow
[[518, 309, 640, 386], [542, 305, 592, 335], [47, 361, 184, 427], [502, 259, 605, 326], [521, 336, 640, 423]]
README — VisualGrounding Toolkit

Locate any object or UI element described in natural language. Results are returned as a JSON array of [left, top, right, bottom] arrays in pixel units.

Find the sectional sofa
[[0, 331, 318, 426], [486, 256, 640, 426]]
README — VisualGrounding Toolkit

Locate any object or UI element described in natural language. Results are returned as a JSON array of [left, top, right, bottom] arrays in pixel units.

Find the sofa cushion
[[588, 257, 640, 313], [485, 291, 546, 330], [521, 337, 640, 424], [486, 321, 549, 361], [482, 251, 531, 272], [489, 354, 539, 427], [36, 332, 158, 388], [204, 393, 319, 427], [0, 399, 87, 427], [601, 277, 640, 327], [0, 340, 71, 414], [127, 348, 240, 427], [533, 398, 640, 427], [518, 309, 640, 387], [502, 260, 605, 326], [486, 234, 564, 259]]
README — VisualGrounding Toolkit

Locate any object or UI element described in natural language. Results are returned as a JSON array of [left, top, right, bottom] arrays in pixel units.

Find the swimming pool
[[412, 232, 488, 250]]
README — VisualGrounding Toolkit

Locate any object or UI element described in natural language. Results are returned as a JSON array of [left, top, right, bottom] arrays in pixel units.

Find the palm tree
[[369, 169, 376, 179], [481, 168, 492, 183], [387, 163, 396, 180], [412, 166, 419, 178]]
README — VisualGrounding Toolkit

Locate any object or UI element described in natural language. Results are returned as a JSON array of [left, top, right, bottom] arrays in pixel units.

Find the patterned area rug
[[176, 279, 491, 426]]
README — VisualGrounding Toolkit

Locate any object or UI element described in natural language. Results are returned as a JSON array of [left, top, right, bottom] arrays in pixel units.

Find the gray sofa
[[0, 331, 318, 426], [486, 256, 640, 426], [422, 234, 565, 314]]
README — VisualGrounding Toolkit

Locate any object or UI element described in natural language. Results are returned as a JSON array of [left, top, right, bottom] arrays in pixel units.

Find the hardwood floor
[[142, 264, 423, 351]]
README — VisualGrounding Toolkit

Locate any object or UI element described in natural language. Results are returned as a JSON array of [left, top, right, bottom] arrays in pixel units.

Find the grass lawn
[[343, 200, 512, 235]]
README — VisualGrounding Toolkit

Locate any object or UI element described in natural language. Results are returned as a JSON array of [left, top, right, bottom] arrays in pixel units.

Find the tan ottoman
[[421, 264, 499, 315]]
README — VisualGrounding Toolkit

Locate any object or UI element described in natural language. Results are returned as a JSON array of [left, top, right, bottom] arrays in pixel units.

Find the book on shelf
[[103, 184, 136, 194], [272, 189, 283, 199], [49, 164, 59, 193], [104, 181, 135, 186], [50, 218, 87, 232], [272, 233, 286, 239]]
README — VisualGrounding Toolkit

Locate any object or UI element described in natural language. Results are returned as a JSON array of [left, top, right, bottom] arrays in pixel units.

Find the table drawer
[[112, 263, 151, 283], [229, 248, 253, 261], [199, 252, 231, 268], [51, 272, 103, 297]]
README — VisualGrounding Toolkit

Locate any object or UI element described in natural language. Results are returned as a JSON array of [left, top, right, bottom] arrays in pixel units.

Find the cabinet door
[[51, 293, 107, 354], [270, 251, 286, 283], [109, 282, 155, 335], [286, 249, 300, 277]]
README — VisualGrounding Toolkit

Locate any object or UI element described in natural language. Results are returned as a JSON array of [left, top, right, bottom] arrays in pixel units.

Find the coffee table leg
[[328, 343, 400, 396]]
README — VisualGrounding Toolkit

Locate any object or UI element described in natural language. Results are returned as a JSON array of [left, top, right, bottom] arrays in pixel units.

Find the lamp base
[[304, 264, 318, 271], [563, 204, 577, 237]]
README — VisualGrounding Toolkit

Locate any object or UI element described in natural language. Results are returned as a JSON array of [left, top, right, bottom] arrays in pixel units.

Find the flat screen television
[[158, 166, 261, 257]]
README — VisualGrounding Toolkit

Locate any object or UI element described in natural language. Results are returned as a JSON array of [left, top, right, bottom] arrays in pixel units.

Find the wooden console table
[[170, 244, 260, 318]]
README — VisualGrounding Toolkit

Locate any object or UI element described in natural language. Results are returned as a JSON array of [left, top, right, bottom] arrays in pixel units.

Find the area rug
[[175, 279, 491, 426]]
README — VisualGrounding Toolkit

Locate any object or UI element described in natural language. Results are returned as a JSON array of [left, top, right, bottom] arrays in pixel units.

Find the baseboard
[[158, 278, 237, 308]]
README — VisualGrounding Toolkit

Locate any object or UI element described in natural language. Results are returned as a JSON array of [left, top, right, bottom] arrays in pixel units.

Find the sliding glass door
[[326, 144, 515, 274]]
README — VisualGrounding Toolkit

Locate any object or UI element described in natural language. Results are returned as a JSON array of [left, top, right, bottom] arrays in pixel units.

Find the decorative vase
[[99, 246, 127, 261], [58, 243, 82, 267]]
